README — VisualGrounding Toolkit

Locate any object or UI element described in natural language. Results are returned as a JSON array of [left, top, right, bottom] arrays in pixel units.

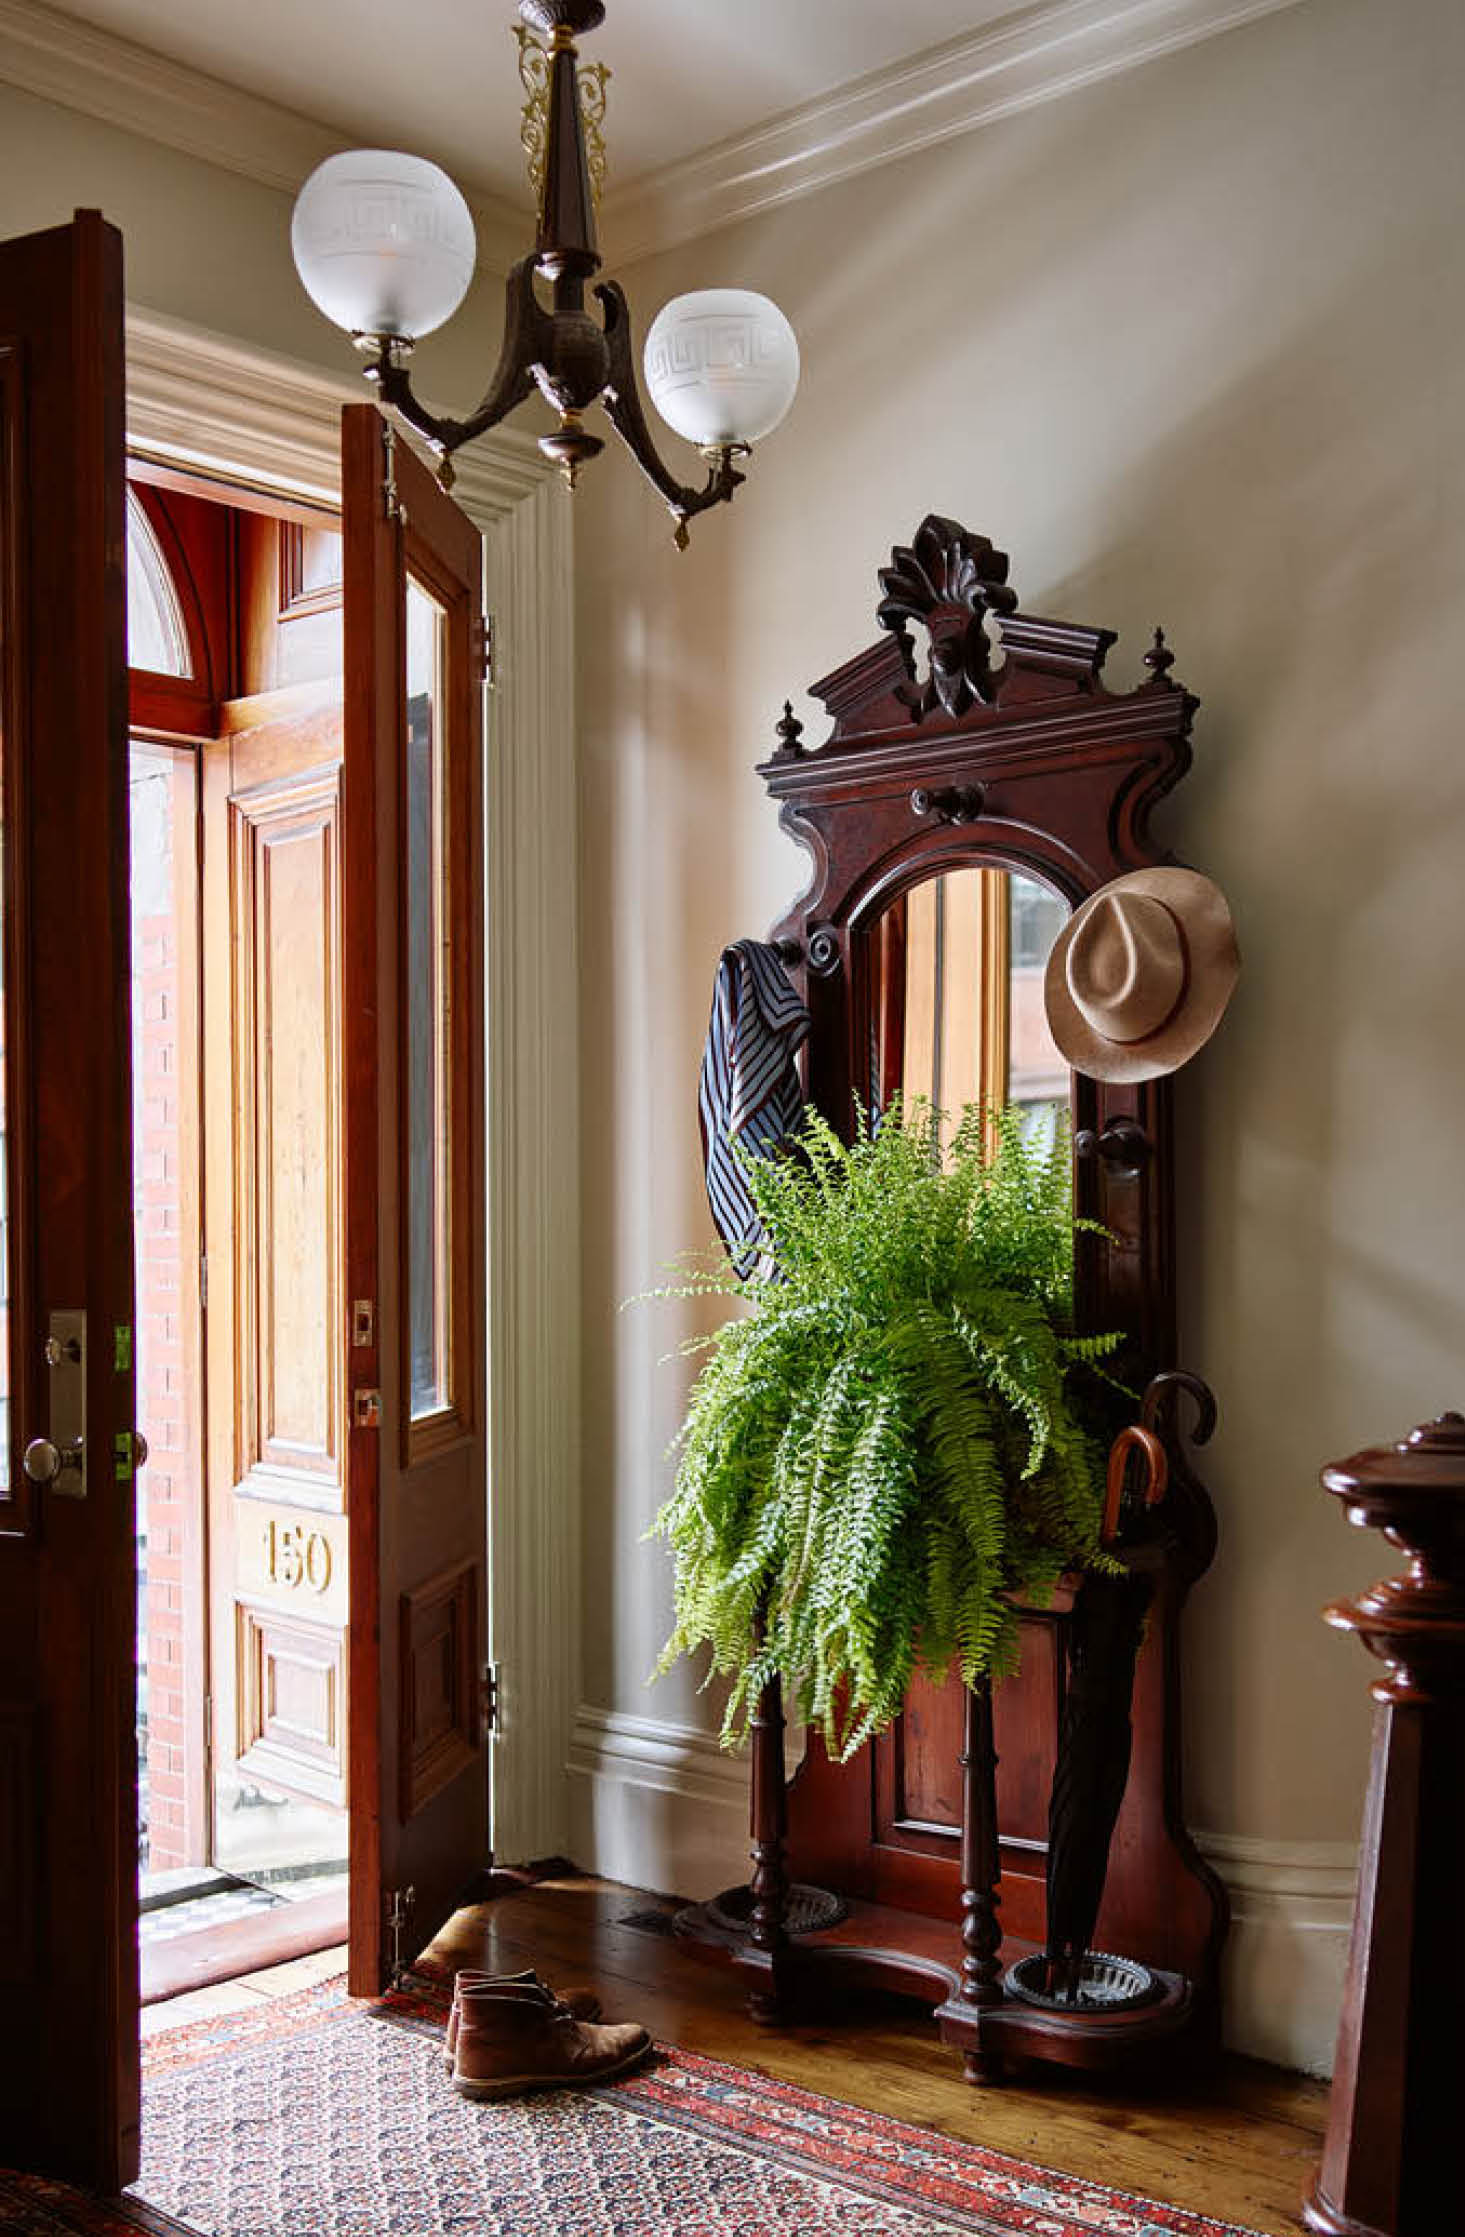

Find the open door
[[0, 215, 139, 2185], [342, 407, 489, 1994]]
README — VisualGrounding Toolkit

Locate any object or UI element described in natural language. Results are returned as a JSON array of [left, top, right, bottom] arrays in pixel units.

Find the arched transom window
[[126, 487, 192, 678]]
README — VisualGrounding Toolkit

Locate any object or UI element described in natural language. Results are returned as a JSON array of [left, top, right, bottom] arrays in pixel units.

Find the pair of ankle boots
[[445, 1968, 652, 2101]]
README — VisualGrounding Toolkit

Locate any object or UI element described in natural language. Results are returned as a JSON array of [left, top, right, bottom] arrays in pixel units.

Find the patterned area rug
[[0, 1975, 1270, 2237]]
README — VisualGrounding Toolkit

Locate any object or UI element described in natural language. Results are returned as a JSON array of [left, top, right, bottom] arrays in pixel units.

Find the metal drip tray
[[1005, 1950, 1157, 2012], [704, 1882, 849, 1937]]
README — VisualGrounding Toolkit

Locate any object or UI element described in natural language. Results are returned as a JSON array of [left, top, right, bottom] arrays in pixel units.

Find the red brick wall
[[131, 737, 208, 1880], [135, 897, 191, 1871]]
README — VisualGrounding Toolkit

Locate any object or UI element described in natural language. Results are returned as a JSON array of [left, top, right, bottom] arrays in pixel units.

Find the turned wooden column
[[745, 1667, 791, 2023], [1304, 1411, 1465, 2237], [956, 1676, 1005, 2082]]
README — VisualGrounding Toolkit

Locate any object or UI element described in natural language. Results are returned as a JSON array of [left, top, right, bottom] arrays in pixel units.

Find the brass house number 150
[[263, 1518, 333, 1595]]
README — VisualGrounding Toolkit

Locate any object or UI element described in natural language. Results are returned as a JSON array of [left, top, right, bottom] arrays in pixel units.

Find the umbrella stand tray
[[710, 513, 1229, 2086]]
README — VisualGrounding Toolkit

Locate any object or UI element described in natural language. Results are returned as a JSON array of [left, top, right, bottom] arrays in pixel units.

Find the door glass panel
[[405, 577, 451, 1421]]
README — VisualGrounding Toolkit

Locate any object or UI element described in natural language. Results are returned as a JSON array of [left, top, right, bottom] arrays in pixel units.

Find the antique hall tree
[[681, 516, 1231, 2084]]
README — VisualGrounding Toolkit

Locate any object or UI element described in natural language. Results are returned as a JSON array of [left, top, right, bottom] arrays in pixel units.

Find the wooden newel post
[[1304, 1411, 1465, 2237]]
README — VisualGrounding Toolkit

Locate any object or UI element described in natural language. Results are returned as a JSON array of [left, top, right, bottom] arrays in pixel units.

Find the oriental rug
[[0, 1975, 1271, 2237]]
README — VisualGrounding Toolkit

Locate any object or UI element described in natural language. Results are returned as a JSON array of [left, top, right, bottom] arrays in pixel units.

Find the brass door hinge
[[472, 612, 495, 689], [382, 421, 405, 525], [481, 1661, 501, 1740]]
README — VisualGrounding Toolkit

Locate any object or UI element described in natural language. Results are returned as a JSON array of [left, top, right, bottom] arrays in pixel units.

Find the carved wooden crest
[[876, 515, 1019, 721]]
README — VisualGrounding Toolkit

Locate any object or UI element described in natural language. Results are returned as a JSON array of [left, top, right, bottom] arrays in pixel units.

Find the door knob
[[23, 1436, 84, 1486]]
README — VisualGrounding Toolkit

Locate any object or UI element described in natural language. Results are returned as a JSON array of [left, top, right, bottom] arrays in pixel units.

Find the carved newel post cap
[[1320, 1411, 1465, 1702]]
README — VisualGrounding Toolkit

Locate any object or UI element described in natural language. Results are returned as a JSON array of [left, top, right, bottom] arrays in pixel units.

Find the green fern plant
[[650, 1099, 1124, 1760]]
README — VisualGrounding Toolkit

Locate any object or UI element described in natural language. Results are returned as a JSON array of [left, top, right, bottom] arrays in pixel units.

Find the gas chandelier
[[291, 0, 799, 546]]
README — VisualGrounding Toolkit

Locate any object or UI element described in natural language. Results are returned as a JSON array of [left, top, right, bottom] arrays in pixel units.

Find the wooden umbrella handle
[[1102, 1424, 1170, 1546]]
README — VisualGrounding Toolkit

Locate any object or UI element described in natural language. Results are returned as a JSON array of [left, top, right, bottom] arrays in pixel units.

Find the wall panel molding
[[568, 1702, 1355, 2074], [481, 473, 580, 1867]]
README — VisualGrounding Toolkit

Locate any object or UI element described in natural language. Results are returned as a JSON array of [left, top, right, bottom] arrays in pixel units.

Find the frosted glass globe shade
[[291, 151, 476, 340], [643, 290, 800, 449]]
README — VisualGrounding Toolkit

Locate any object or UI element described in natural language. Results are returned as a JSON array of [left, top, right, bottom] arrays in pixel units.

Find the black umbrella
[[1041, 1424, 1167, 2003]]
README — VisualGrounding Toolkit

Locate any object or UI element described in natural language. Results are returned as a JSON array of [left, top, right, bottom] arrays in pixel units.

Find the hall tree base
[[693, 517, 1230, 2084]]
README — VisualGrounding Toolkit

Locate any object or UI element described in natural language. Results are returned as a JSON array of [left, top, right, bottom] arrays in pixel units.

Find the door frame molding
[[126, 308, 580, 1869]]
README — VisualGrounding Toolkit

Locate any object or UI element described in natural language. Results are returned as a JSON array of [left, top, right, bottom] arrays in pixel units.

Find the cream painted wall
[[574, 0, 1465, 2059], [0, 78, 505, 408]]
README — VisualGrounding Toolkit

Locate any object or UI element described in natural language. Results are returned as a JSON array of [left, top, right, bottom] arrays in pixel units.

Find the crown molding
[[7, 0, 1307, 278], [601, 0, 1309, 266], [124, 305, 549, 521], [0, 0, 527, 273]]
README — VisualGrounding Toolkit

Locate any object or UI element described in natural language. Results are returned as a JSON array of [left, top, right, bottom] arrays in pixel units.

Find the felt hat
[[1043, 867, 1239, 1084]]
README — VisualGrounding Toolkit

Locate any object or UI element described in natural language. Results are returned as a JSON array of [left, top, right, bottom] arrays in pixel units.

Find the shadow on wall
[[1062, 270, 1465, 1840]]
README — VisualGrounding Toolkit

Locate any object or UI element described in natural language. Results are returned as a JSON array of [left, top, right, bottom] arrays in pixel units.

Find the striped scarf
[[698, 940, 810, 1276]]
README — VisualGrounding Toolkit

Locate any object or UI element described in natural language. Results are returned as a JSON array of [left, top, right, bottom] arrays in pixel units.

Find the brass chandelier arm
[[363, 255, 549, 471], [596, 280, 745, 545], [295, 4, 793, 525]]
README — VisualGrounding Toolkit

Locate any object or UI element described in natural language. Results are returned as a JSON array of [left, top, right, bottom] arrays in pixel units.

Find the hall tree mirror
[[867, 866, 1070, 1152]]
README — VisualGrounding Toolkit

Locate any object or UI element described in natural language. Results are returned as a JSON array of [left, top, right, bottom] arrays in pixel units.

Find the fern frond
[[648, 1097, 1127, 1755]]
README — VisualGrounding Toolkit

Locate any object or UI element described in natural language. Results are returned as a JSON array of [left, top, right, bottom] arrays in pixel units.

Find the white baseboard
[[567, 1704, 800, 1902], [567, 1703, 1354, 2076]]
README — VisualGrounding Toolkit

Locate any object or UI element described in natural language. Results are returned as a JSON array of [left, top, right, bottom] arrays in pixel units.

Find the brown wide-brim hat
[[1044, 867, 1239, 1085]]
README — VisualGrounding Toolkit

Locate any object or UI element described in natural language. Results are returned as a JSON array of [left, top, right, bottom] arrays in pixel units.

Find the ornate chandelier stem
[[293, 0, 797, 538]]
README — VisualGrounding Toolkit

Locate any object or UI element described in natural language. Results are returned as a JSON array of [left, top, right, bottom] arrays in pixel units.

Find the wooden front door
[[342, 408, 490, 1993], [0, 214, 139, 2187], [201, 683, 350, 1909]]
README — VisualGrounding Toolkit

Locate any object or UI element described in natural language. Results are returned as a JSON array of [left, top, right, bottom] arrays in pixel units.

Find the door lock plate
[[353, 1387, 383, 1429], [32, 1309, 86, 1498]]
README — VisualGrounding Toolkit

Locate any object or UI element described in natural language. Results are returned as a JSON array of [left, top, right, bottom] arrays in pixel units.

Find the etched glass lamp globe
[[642, 289, 800, 453], [291, 150, 477, 342]]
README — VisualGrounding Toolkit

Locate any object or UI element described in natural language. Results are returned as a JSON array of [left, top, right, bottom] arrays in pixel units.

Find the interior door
[[0, 214, 139, 2186], [342, 407, 489, 1993]]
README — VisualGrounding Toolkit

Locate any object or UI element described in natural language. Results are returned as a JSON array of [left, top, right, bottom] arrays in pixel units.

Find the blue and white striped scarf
[[698, 940, 810, 1277]]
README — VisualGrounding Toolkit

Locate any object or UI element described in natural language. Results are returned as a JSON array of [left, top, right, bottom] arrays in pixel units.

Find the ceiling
[[44, 0, 1018, 207]]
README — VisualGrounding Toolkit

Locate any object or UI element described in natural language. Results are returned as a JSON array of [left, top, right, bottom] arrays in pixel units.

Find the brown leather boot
[[451, 1984, 651, 2101], [443, 1970, 603, 2070]]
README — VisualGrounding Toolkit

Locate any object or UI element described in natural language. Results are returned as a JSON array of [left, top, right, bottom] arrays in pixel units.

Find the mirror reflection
[[871, 867, 1069, 1149]]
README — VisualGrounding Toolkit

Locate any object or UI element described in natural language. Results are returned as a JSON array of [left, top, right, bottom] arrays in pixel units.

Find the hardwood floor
[[430, 1875, 1326, 2235], [146, 1875, 1328, 2235]]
